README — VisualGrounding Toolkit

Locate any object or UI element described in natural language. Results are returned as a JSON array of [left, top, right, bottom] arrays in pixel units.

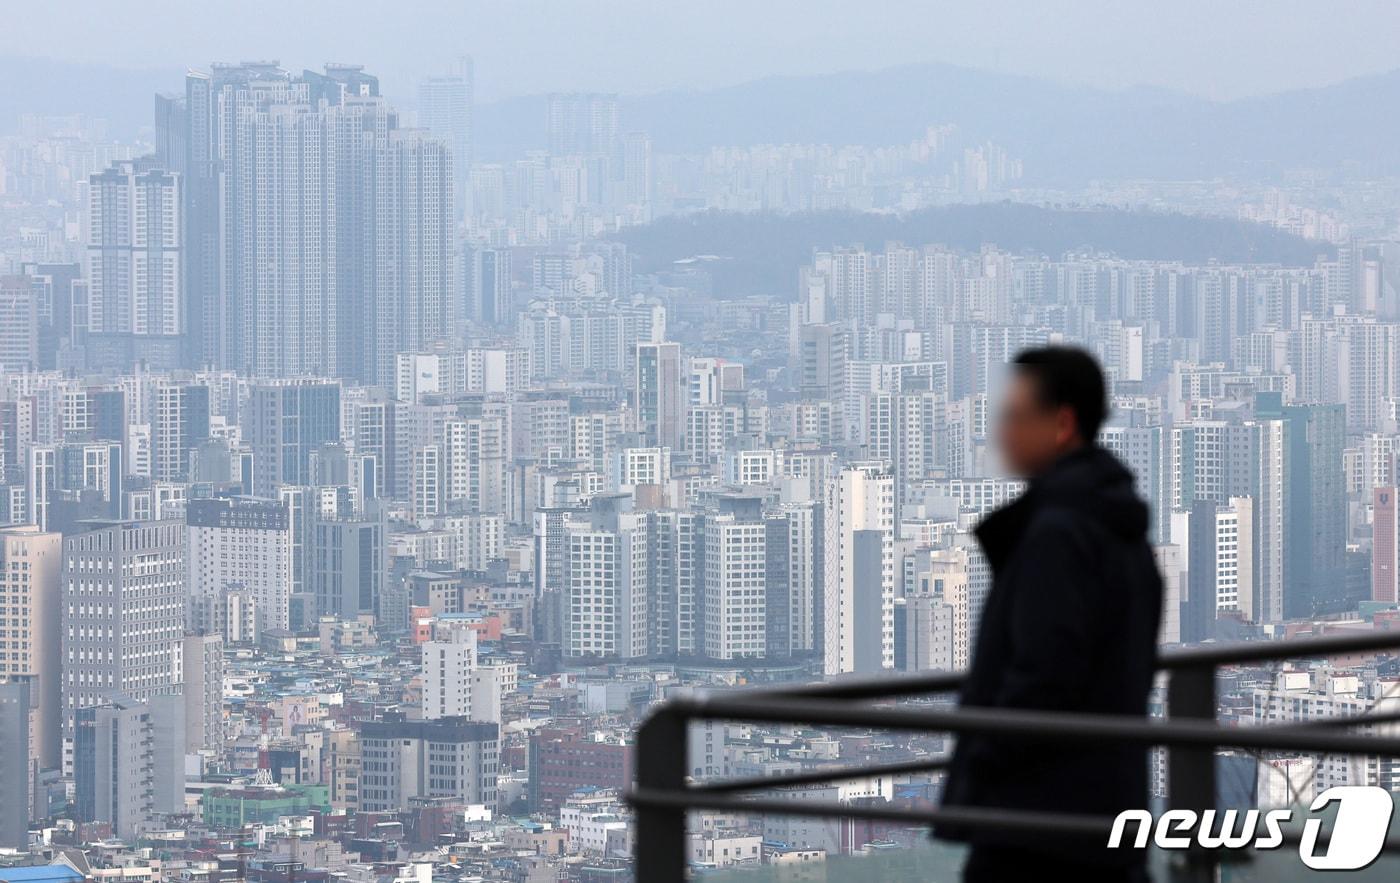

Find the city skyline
[[0, 13, 1398, 881]]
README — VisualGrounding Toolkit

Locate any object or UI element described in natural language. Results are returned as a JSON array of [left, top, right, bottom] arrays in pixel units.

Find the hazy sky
[[5, 0, 1399, 103]]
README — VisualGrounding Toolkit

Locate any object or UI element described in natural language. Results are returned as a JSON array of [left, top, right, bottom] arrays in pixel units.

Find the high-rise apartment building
[[169, 62, 453, 380], [418, 58, 473, 216], [152, 380, 209, 482], [546, 93, 619, 157], [1276, 400, 1348, 618], [1181, 497, 1255, 642], [1374, 487, 1398, 604], [85, 160, 183, 370], [421, 623, 477, 720], [182, 632, 224, 754], [636, 342, 683, 450], [464, 246, 513, 328], [418, 618, 506, 722], [825, 464, 895, 675], [702, 513, 769, 660]]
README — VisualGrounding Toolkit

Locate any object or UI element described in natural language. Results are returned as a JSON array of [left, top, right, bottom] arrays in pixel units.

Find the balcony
[[629, 630, 1400, 882]]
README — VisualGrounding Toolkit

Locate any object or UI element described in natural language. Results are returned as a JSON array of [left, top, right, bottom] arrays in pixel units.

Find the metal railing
[[627, 630, 1400, 881]]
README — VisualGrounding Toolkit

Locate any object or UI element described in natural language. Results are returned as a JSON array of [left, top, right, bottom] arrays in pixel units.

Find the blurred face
[[996, 371, 1082, 478]]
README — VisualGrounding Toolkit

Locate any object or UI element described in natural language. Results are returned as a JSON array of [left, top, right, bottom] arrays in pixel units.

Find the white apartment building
[[1252, 670, 1400, 792], [703, 515, 769, 660], [824, 463, 895, 675]]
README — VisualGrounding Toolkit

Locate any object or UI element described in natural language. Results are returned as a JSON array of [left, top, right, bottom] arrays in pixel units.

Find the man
[[938, 346, 1163, 882]]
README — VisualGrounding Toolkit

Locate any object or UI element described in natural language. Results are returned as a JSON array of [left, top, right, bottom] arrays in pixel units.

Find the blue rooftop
[[0, 867, 86, 883]]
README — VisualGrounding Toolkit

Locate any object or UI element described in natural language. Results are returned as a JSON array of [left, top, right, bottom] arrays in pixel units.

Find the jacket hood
[[975, 445, 1150, 569]]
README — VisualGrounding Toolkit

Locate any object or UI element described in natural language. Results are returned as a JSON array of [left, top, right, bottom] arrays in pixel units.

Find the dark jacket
[[936, 445, 1163, 861]]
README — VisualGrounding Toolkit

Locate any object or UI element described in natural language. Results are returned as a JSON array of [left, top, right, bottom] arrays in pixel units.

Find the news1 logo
[[1109, 786, 1395, 871]]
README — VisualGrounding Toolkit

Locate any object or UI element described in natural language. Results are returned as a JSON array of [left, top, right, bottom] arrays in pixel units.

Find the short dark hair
[[1011, 346, 1108, 441]]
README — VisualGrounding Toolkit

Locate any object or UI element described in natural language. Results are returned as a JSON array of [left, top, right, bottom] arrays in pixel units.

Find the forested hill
[[613, 204, 1332, 297]]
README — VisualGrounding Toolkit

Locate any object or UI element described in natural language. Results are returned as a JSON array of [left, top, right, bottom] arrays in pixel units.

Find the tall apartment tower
[[152, 380, 210, 482], [636, 342, 683, 450], [417, 58, 473, 217], [1280, 401, 1348, 617], [59, 521, 186, 766], [171, 62, 453, 380], [862, 386, 940, 519], [703, 513, 769, 660], [561, 502, 659, 661], [1375, 487, 1398, 604], [825, 463, 896, 676], [85, 159, 183, 370], [546, 93, 620, 157], [440, 415, 508, 515], [1181, 497, 1255, 642], [0, 526, 63, 771]]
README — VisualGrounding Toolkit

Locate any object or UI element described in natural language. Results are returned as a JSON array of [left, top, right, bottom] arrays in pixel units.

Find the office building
[[313, 514, 385, 620], [187, 497, 292, 635], [60, 520, 185, 757], [0, 680, 32, 848], [73, 695, 184, 839], [248, 380, 341, 496]]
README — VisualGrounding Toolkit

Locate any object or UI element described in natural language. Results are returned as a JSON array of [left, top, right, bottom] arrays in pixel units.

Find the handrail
[[663, 694, 1400, 757], [718, 630, 1400, 705], [628, 628, 1400, 882], [1155, 630, 1400, 669], [688, 756, 951, 794]]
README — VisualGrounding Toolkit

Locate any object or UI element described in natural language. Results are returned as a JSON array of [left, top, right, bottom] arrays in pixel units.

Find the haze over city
[[4, 0, 1400, 100], [1, 2, 1400, 881]]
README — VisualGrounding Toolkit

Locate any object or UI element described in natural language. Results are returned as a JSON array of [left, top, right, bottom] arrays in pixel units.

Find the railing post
[[635, 706, 689, 882], [1168, 663, 1218, 883]]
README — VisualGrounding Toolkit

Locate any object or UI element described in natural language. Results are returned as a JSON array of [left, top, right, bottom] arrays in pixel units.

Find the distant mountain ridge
[[478, 63, 1400, 183]]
